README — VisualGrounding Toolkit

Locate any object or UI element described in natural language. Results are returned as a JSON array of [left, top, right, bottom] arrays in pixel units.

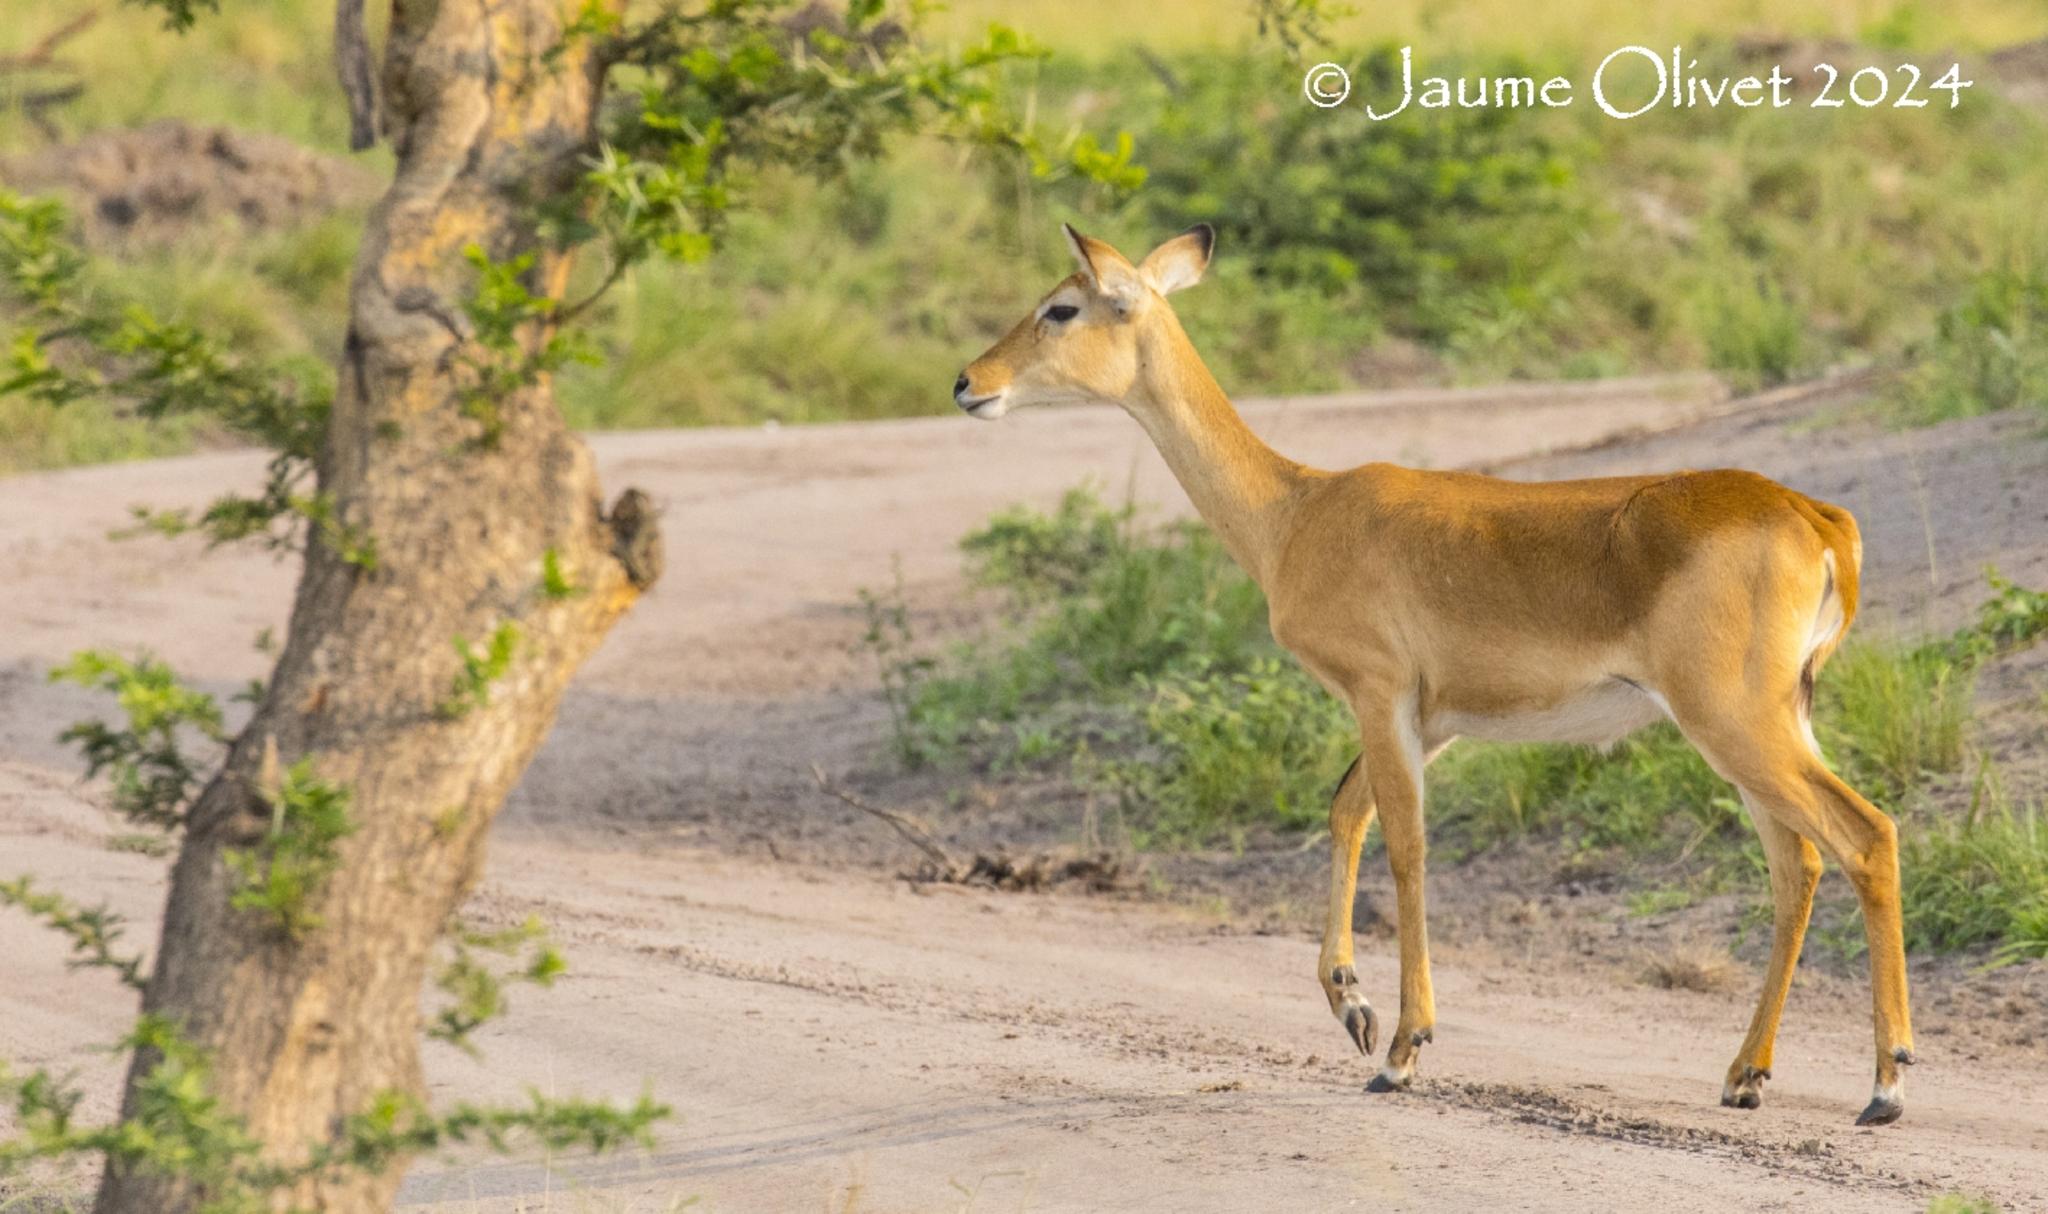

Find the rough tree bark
[[97, 2, 656, 1210]]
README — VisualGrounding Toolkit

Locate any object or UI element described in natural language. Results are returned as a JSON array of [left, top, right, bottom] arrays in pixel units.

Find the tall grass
[[1819, 640, 1976, 797], [1886, 256, 2048, 426], [0, 396, 208, 474], [1900, 785, 2048, 959]]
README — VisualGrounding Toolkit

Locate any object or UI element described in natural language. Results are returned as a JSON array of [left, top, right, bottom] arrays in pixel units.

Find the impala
[[953, 224, 1914, 1125]]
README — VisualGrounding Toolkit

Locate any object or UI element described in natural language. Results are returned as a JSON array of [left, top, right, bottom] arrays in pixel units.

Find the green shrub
[[962, 486, 1133, 601], [1952, 567, 2048, 657], [1095, 658, 1355, 845], [1029, 45, 1587, 381], [897, 487, 1270, 769], [1109, 47, 1579, 318]]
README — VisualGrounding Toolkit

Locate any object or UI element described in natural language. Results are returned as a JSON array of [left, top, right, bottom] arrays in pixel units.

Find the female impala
[[954, 224, 1915, 1125]]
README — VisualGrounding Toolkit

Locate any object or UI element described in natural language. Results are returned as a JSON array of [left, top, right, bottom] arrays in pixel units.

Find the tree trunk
[[97, 2, 653, 1210]]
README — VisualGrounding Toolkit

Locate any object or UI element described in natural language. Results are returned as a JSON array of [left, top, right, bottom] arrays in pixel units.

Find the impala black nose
[[953, 373, 970, 400]]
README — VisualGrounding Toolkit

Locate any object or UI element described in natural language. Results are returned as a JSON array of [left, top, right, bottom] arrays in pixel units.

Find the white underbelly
[[1429, 679, 1669, 749]]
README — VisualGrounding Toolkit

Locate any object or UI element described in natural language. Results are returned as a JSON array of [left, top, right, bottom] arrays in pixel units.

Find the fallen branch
[[806, 764, 1130, 893], [809, 763, 958, 873]]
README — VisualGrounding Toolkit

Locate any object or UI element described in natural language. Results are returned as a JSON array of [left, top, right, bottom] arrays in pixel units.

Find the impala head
[[953, 223, 1215, 419]]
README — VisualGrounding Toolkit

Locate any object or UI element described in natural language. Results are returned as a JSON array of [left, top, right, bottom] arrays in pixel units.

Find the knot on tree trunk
[[606, 488, 662, 590]]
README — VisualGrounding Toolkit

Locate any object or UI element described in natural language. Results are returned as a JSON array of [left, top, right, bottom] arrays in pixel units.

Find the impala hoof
[[1342, 1001, 1378, 1057], [1721, 1065, 1769, 1110], [1366, 1068, 1411, 1093], [1855, 1092, 1904, 1127]]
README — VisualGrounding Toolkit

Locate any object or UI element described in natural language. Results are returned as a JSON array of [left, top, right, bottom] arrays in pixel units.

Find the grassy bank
[[868, 486, 2048, 961], [936, 0, 2048, 59], [4, 2, 2048, 469]]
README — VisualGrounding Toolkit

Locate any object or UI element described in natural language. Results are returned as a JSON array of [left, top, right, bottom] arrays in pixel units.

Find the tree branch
[[333, 0, 377, 151]]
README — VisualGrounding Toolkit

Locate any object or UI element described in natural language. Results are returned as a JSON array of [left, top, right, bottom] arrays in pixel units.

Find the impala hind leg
[[1357, 706, 1432, 1092], [1813, 765, 1917, 1125], [1721, 799, 1822, 1110], [1318, 756, 1380, 1057], [1682, 714, 1915, 1124]]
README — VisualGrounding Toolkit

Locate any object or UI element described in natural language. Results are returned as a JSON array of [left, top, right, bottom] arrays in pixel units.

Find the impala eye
[[1045, 304, 1080, 323]]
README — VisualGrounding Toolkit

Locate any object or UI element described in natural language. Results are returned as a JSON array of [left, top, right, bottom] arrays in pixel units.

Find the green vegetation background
[[4, 0, 2047, 471]]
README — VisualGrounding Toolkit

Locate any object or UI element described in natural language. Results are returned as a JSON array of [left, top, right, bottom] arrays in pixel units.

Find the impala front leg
[[1360, 701, 1433, 1092], [1318, 756, 1379, 1057]]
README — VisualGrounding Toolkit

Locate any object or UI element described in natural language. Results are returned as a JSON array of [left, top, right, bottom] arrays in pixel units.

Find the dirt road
[[5, 374, 2046, 1212]]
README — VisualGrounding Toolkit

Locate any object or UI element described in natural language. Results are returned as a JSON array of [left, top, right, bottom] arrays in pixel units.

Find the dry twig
[[809, 763, 958, 873]]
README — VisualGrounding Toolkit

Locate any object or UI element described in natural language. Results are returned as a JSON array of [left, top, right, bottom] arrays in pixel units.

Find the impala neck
[[1125, 312, 1307, 586]]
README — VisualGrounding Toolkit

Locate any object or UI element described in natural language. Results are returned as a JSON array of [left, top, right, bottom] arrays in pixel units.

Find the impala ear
[[1062, 223, 1143, 313], [1137, 225, 1214, 296]]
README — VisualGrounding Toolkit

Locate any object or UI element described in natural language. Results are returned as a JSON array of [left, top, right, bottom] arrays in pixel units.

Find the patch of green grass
[[0, 198, 358, 472], [1819, 569, 2048, 798], [0, 394, 210, 474], [1899, 777, 2048, 960], [1431, 726, 1738, 862], [1693, 265, 1807, 391], [1886, 256, 2048, 425], [1627, 886, 1697, 917], [1818, 639, 1978, 798], [105, 832, 173, 858], [1926, 1193, 2004, 1214], [555, 155, 1049, 429], [0, 1, 390, 156]]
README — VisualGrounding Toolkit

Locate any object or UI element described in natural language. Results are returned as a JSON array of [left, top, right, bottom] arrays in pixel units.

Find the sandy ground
[[4, 372, 2047, 1212]]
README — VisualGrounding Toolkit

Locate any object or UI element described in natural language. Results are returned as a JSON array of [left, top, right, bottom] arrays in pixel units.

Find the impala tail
[[1794, 495, 1862, 719]]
